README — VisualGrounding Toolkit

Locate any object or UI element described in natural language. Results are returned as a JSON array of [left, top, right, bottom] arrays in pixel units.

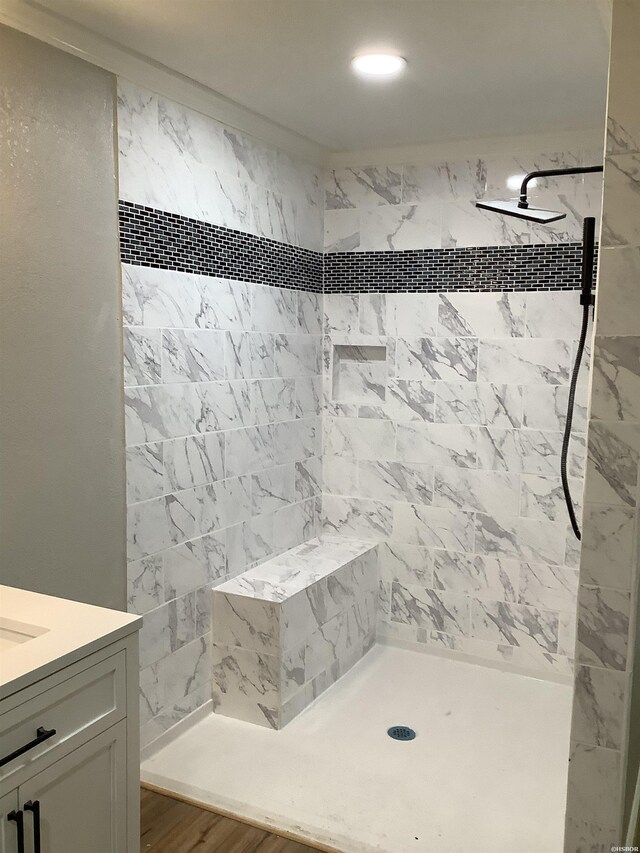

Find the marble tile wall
[[322, 289, 589, 678], [118, 80, 324, 748], [126, 265, 323, 747], [565, 1, 640, 848], [118, 79, 324, 252], [324, 150, 603, 252]]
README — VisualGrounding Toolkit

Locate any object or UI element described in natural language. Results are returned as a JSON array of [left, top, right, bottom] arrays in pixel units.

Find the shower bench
[[211, 536, 379, 729]]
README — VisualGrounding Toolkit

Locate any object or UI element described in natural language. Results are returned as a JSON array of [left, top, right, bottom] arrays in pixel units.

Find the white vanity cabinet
[[0, 587, 141, 853]]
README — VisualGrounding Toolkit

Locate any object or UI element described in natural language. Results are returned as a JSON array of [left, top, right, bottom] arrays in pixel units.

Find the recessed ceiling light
[[351, 54, 406, 78], [507, 173, 538, 191]]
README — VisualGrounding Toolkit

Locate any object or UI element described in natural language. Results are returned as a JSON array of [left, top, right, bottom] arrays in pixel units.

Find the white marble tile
[[525, 291, 584, 340], [378, 542, 432, 587], [397, 422, 477, 468], [274, 334, 321, 378], [470, 599, 558, 653], [583, 420, 640, 506], [295, 376, 322, 419], [580, 503, 635, 591], [122, 265, 198, 329], [357, 460, 434, 504], [324, 294, 359, 334], [477, 426, 561, 475], [252, 285, 298, 333], [392, 503, 475, 552], [572, 665, 628, 751], [591, 334, 640, 421], [324, 416, 396, 460], [251, 464, 295, 515], [478, 339, 571, 385], [127, 554, 164, 615], [402, 163, 443, 203], [474, 513, 566, 565], [433, 551, 519, 602], [211, 644, 279, 729], [522, 384, 587, 433], [297, 292, 322, 336], [225, 332, 274, 380], [325, 166, 402, 209], [601, 153, 640, 247], [435, 382, 522, 427], [323, 455, 358, 495], [396, 336, 478, 381], [163, 432, 225, 492], [323, 208, 360, 253], [359, 203, 441, 252], [163, 530, 227, 599], [433, 467, 520, 515], [322, 495, 393, 540], [520, 474, 583, 522], [117, 82, 164, 209], [196, 381, 253, 433], [565, 742, 622, 832], [391, 582, 469, 636], [123, 328, 161, 386], [576, 585, 630, 671], [196, 277, 251, 331], [126, 443, 164, 502], [519, 563, 578, 612], [438, 292, 526, 338], [139, 605, 172, 669], [253, 377, 296, 424], [251, 187, 297, 244], [125, 384, 198, 445], [384, 378, 435, 422], [595, 247, 640, 336], [127, 496, 171, 562]]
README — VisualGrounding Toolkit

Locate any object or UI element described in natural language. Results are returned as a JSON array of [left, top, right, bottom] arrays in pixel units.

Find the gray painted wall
[[0, 25, 126, 610]]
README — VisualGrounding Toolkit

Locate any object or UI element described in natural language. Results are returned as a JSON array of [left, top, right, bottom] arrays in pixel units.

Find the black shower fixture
[[476, 165, 604, 540]]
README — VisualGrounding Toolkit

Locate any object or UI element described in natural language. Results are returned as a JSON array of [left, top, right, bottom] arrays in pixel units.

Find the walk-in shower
[[477, 164, 603, 539]]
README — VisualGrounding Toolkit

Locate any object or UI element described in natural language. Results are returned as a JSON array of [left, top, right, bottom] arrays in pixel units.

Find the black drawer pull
[[8, 809, 25, 853], [24, 800, 41, 853], [0, 726, 57, 768]]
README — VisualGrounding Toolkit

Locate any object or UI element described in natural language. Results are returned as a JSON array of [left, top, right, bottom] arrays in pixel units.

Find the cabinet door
[[19, 722, 127, 853], [0, 790, 20, 853]]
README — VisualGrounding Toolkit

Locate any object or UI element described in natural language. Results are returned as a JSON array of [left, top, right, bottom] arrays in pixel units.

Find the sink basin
[[0, 616, 49, 653]]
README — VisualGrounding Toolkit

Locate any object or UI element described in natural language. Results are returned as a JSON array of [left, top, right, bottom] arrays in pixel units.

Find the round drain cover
[[387, 726, 416, 741]]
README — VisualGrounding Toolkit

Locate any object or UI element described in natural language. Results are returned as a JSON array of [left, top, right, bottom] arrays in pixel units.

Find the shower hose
[[561, 298, 590, 541]]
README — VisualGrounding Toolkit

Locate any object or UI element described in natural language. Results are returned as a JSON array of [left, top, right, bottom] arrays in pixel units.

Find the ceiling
[[34, 0, 611, 152]]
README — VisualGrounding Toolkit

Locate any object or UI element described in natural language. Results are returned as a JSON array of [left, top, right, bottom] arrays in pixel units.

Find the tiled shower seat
[[211, 536, 379, 729]]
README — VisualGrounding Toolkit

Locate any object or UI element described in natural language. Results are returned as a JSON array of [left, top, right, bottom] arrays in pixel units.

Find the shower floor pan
[[141, 643, 572, 853]]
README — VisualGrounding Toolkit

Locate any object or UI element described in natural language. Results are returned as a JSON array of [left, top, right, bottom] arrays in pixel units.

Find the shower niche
[[331, 343, 388, 405]]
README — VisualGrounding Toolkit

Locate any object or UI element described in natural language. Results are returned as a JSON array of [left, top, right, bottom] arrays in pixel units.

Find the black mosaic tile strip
[[119, 201, 323, 293], [323, 243, 597, 294], [119, 201, 596, 295]]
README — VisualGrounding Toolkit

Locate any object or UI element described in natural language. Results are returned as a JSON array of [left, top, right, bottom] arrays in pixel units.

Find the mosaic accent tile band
[[324, 243, 595, 293], [119, 201, 324, 293], [119, 201, 595, 295]]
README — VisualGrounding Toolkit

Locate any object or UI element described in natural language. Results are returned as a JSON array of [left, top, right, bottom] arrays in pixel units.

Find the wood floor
[[140, 788, 319, 853]]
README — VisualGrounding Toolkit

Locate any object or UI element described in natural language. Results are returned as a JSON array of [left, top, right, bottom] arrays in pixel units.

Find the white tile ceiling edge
[[0, 0, 328, 165]]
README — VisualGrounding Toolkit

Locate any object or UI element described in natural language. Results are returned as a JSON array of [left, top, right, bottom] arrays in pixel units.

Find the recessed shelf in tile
[[332, 344, 388, 404]]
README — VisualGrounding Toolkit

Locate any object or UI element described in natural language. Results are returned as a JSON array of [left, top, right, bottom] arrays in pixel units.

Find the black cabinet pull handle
[[24, 800, 41, 853], [8, 809, 25, 853], [0, 726, 57, 768]]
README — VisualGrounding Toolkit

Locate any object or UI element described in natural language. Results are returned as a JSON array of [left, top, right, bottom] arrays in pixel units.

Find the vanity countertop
[[0, 585, 141, 700]]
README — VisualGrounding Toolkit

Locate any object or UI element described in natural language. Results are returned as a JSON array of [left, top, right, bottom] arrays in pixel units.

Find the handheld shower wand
[[476, 165, 603, 539]]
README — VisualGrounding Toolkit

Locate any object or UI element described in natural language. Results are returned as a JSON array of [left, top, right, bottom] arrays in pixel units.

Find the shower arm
[[518, 165, 604, 209]]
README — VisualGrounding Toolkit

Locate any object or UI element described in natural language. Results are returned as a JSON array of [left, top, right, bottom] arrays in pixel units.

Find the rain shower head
[[475, 198, 566, 223], [475, 165, 603, 225]]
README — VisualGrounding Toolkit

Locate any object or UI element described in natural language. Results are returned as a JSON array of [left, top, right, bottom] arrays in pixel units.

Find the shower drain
[[387, 725, 416, 741]]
